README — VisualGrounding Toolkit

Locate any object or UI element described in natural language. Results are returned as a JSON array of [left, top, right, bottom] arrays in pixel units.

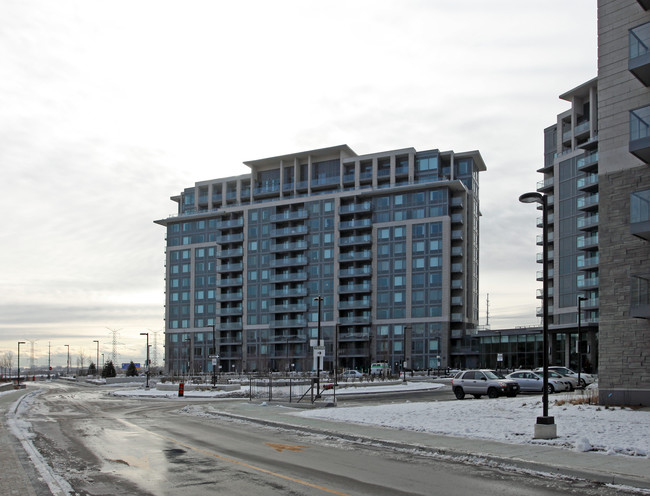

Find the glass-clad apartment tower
[[540, 79, 600, 371], [155, 145, 486, 375]]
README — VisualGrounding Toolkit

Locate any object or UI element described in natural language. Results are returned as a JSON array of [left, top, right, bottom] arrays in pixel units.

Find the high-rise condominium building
[[155, 145, 485, 375], [540, 78, 600, 374], [597, 0, 650, 405]]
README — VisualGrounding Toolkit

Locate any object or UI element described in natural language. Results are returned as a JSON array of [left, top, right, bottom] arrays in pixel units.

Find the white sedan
[[341, 370, 365, 379], [549, 366, 596, 387], [506, 370, 571, 394]]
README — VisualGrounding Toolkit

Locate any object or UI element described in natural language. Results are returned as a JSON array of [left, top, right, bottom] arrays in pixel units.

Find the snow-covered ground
[[6, 381, 648, 459], [295, 387, 650, 458]]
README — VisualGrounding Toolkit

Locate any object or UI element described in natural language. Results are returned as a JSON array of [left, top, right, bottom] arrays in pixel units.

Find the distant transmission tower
[[150, 329, 162, 368], [28, 340, 37, 371], [106, 328, 121, 365], [486, 293, 490, 329]]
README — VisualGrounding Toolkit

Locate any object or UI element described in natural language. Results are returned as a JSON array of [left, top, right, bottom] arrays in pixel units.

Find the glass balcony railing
[[630, 106, 650, 161], [631, 188, 650, 240], [630, 22, 650, 86]]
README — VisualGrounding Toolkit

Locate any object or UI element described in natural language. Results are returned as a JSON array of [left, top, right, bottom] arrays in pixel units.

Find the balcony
[[270, 256, 307, 268], [218, 322, 243, 331], [339, 219, 372, 230], [631, 273, 650, 318], [253, 183, 281, 198], [338, 316, 371, 325], [216, 292, 243, 302], [339, 202, 372, 215], [577, 193, 599, 211], [577, 233, 599, 250], [216, 218, 244, 229], [338, 332, 370, 342], [338, 299, 371, 310], [270, 210, 308, 223], [269, 287, 308, 298], [451, 213, 464, 224], [536, 177, 554, 192], [577, 276, 599, 290], [217, 262, 243, 273], [220, 306, 243, 316], [577, 151, 599, 171], [311, 175, 341, 190], [630, 22, 650, 86], [631, 189, 650, 240], [630, 106, 650, 162], [270, 318, 307, 329], [577, 213, 599, 231], [339, 234, 372, 246], [270, 303, 308, 313], [217, 277, 243, 288], [340, 250, 372, 262], [270, 240, 308, 252], [339, 266, 372, 278], [271, 225, 308, 238], [577, 174, 599, 191], [338, 283, 372, 294], [271, 271, 308, 283], [216, 233, 244, 244], [217, 247, 243, 258], [536, 232, 554, 245]]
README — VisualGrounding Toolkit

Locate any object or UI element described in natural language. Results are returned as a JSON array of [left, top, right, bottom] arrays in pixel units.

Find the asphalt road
[[4, 381, 644, 496]]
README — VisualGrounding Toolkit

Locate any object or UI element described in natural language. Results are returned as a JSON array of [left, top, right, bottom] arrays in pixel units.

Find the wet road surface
[[7, 381, 646, 496]]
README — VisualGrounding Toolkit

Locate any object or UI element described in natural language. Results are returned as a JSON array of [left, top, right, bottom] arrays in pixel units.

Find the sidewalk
[[0, 390, 39, 496], [206, 399, 650, 492]]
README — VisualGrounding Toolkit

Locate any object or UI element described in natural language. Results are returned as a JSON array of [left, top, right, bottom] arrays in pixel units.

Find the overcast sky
[[0, 0, 597, 368]]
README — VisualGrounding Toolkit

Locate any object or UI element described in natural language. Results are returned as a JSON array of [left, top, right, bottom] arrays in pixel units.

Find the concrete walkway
[[0, 389, 43, 496], [207, 399, 650, 492]]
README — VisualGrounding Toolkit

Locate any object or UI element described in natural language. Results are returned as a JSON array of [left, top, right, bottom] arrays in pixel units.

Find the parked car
[[506, 370, 570, 394], [342, 370, 365, 379], [548, 366, 595, 387], [451, 369, 520, 399], [534, 368, 579, 390]]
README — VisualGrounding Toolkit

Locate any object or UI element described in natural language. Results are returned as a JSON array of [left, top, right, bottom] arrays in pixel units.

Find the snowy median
[[293, 391, 650, 457]]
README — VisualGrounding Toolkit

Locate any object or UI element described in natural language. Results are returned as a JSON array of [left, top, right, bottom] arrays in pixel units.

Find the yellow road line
[[117, 419, 350, 496]]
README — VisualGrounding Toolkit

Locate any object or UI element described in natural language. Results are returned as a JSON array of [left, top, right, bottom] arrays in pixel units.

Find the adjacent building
[[155, 145, 486, 375], [537, 77, 600, 374], [596, 0, 650, 405], [526, 0, 650, 405]]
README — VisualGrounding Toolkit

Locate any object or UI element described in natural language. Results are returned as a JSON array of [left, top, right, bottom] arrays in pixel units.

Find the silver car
[[506, 370, 570, 394], [451, 369, 520, 399]]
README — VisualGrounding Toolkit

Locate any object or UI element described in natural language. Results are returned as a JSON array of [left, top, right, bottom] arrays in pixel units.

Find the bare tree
[[77, 349, 87, 375], [2, 351, 14, 379]]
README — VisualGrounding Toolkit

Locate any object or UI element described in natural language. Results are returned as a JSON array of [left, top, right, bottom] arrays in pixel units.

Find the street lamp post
[[314, 295, 323, 398], [403, 326, 411, 383], [140, 332, 150, 389], [211, 324, 217, 387], [520, 191, 556, 439], [65, 344, 70, 377], [17, 341, 25, 387], [577, 295, 587, 389], [185, 337, 191, 380], [93, 340, 99, 377]]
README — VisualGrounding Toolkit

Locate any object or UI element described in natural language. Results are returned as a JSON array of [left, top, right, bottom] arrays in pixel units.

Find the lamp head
[[519, 192, 544, 205]]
